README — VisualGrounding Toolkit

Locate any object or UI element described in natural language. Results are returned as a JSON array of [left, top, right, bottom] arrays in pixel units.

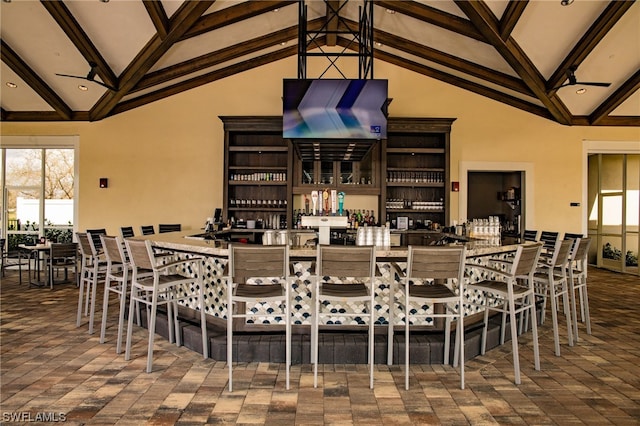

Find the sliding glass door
[[588, 154, 639, 275]]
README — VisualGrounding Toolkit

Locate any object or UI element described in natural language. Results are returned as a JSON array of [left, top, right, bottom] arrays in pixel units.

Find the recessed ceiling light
[[78, 85, 88, 91], [576, 88, 587, 94], [5, 82, 17, 88], [560, 0, 574, 5], [385, 9, 396, 14], [280, 41, 287, 46], [273, 8, 279, 12], [375, 42, 383, 47], [99, 0, 110, 3], [3, 0, 12, 3]]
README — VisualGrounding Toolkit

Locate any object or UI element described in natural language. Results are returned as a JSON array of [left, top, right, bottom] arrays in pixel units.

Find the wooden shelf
[[229, 181, 288, 186], [228, 146, 288, 152], [386, 147, 445, 154], [386, 182, 444, 188]]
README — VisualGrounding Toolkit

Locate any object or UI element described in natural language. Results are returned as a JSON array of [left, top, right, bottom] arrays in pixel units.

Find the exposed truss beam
[[134, 18, 325, 92], [374, 0, 485, 42], [90, 1, 214, 121], [499, 0, 528, 41], [325, 0, 341, 46], [368, 46, 554, 122], [364, 25, 533, 96], [180, 1, 297, 41], [547, 0, 635, 92], [143, 0, 170, 39], [40, 0, 118, 91], [591, 69, 640, 125], [455, 0, 572, 125], [0, 39, 72, 120], [112, 47, 299, 117]]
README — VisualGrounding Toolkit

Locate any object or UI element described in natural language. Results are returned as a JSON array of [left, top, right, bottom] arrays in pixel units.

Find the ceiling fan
[[55, 61, 117, 91], [554, 65, 611, 90]]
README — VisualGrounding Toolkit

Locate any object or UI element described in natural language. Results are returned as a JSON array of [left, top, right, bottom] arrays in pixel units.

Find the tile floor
[[1, 266, 639, 425]]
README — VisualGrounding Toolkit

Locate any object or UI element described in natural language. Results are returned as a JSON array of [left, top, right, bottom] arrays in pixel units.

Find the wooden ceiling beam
[[325, 0, 341, 46], [89, 0, 215, 121], [143, 0, 170, 39], [547, 1, 634, 92], [40, 0, 118, 90], [180, 0, 297, 41], [591, 69, 640, 125], [455, 0, 572, 125], [135, 18, 324, 92], [112, 47, 299, 117], [499, 0, 528, 41], [1, 110, 90, 121], [374, 0, 485, 42], [370, 26, 533, 96], [370, 47, 554, 122], [0, 39, 72, 120]]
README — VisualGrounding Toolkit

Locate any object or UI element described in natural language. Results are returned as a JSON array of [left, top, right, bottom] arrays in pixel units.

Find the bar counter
[[135, 230, 519, 330]]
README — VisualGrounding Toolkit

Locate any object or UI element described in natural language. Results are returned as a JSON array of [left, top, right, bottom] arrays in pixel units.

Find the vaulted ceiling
[[1, 0, 639, 126]]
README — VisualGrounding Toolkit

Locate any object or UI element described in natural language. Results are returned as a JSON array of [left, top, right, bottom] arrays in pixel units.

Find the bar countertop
[[136, 230, 522, 258]]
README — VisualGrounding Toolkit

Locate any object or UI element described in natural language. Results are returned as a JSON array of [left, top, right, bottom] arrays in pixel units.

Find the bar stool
[[523, 230, 538, 242], [124, 238, 208, 373], [99, 235, 152, 354], [567, 237, 592, 342], [76, 232, 108, 335], [159, 224, 181, 233], [395, 245, 467, 390], [140, 225, 155, 235], [533, 238, 574, 356], [466, 243, 542, 385], [226, 244, 291, 391], [121, 226, 135, 239], [313, 245, 376, 389]]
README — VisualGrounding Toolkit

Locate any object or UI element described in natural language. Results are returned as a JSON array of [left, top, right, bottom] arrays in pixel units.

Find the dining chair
[[124, 238, 208, 373], [226, 244, 291, 391], [567, 237, 592, 342], [313, 245, 376, 389], [466, 243, 542, 385], [395, 245, 467, 390], [533, 238, 574, 356], [76, 232, 108, 335], [1, 237, 29, 285], [44, 242, 78, 290]]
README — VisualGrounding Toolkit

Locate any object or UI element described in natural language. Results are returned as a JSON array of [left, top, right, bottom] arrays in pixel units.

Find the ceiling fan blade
[[55, 73, 117, 91], [576, 81, 611, 87], [55, 73, 86, 80]]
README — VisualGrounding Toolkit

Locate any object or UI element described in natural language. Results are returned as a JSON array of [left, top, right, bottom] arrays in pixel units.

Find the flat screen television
[[283, 79, 388, 139]]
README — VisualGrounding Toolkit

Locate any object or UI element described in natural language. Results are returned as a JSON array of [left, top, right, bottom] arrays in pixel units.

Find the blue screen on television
[[283, 79, 387, 139]]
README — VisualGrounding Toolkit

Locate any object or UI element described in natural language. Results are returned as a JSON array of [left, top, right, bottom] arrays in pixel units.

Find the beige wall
[[2, 57, 639, 236]]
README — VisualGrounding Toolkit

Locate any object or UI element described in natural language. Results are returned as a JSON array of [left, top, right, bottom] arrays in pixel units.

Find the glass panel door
[[590, 153, 639, 275], [2, 147, 75, 249]]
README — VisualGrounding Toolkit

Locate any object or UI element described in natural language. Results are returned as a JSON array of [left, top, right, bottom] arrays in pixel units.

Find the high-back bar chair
[[567, 237, 592, 342], [313, 245, 376, 389], [396, 245, 468, 390], [466, 243, 542, 385], [226, 244, 291, 391], [533, 238, 574, 356], [124, 238, 208, 373], [76, 232, 108, 335], [159, 224, 181, 233]]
